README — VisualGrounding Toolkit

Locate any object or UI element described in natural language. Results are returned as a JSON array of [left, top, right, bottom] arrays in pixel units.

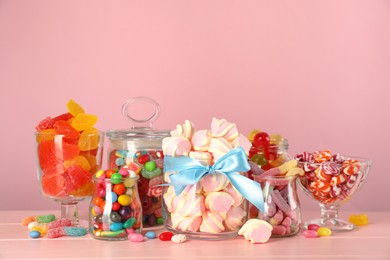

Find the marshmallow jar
[[162, 118, 254, 240]]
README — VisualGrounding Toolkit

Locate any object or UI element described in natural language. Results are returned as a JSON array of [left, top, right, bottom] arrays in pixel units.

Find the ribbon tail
[[225, 172, 265, 214]]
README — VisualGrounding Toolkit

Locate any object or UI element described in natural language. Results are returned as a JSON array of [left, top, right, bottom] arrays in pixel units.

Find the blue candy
[[29, 230, 41, 239], [110, 222, 124, 232], [145, 231, 157, 239]]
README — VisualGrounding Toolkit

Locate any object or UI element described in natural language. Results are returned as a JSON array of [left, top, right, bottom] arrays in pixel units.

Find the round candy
[[144, 161, 157, 172], [113, 183, 126, 196], [159, 231, 174, 241], [317, 227, 332, 237], [156, 217, 164, 225], [118, 194, 132, 206], [111, 192, 118, 203], [111, 173, 123, 184], [29, 230, 41, 239], [128, 233, 144, 242], [171, 234, 187, 243], [145, 231, 157, 239]]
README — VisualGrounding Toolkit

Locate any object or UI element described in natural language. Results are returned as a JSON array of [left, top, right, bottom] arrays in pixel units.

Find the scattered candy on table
[[349, 214, 369, 226], [238, 219, 273, 244], [22, 214, 56, 226], [159, 231, 174, 241], [171, 234, 187, 243], [145, 231, 157, 239], [47, 227, 87, 238]]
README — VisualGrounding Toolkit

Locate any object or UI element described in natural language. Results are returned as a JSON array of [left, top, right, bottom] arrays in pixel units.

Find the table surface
[[1, 210, 389, 260]]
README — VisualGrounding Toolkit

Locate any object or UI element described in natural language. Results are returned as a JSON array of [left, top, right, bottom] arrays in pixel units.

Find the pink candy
[[128, 233, 144, 242], [302, 229, 318, 238]]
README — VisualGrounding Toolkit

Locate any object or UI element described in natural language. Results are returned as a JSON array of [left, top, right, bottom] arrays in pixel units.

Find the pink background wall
[[1, 1, 389, 212]]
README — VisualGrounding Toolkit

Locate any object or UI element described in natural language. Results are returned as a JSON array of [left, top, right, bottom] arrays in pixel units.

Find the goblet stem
[[320, 204, 339, 220], [61, 202, 79, 226]]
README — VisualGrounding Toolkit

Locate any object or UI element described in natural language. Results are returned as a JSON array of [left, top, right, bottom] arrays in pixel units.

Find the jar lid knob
[[121, 97, 161, 128]]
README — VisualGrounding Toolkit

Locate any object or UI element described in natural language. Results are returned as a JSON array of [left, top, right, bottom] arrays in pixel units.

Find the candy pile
[[250, 159, 304, 236], [22, 215, 87, 239], [109, 149, 164, 228], [295, 150, 367, 205], [35, 100, 102, 198], [90, 169, 142, 240], [247, 129, 289, 179], [302, 224, 332, 238], [163, 118, 252, 234]]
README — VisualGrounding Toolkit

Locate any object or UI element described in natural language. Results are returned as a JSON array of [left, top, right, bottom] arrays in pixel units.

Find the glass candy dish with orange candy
[[35, 100, 104, 225]]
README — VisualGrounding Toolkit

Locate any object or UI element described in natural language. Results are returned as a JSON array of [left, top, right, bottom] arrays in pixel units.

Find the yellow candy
[[36, 129, 55, 143], [118, 194, 132, 206], [270, 134, 283, 145], [71, 113, 98, 131], [278, 159, 298, 174], [349, 214, 369, 226], [63, 155, 91, 171], [248, 129, 261, 142], [95, 169, 105, 178], [67, 99, 85, 117], [317, 227, 332, 237], [78, 127, 100, 151], [286, 167, 305, 177], [31, 225, 48, 235]]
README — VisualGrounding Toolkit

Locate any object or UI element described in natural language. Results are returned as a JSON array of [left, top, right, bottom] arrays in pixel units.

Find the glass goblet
[[298, 156, 371, 231], [35, 131, 104, 225]]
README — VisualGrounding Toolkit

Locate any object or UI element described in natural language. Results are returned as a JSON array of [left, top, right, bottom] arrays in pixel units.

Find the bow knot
[[164, 147, 265, 213]]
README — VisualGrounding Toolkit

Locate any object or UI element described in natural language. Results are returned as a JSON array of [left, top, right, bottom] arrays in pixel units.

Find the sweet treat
[[349, 214, 369, 226], [35, 100, 102, 198], [170, 120, 195, 140], [238, 219, 273, 243], [47, 227, 87, 238], [162, 118, 258, 236], [191, 130, 212, 151]]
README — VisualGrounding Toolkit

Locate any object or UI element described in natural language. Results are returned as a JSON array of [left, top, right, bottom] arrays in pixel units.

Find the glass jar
[[89, 174, 142, 240], [162, 157, 250, 240], [106, 97, 170, 230], [248, 139, 290, 179], [252, 174, 301, 237]]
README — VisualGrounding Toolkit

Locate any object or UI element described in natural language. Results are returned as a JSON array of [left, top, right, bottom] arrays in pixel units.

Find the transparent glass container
[[163, 158, 248, 240], [35, 131, 104, 225], [247, 140, 290, 179], [106, 97, 170, 230], [252, 174, 301, 237], [89, 175, 142, 240]]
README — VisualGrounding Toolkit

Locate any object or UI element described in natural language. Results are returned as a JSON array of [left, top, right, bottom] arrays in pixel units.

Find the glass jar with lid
[[106, 97, 170, 230]]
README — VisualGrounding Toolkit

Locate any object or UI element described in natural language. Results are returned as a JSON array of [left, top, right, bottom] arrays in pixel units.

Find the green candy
[[141, 167, 162, 179], [111, 173, 123, 184], [156, 217, 164, 225], [37, 214, 56, 223], [123, 217, 137, 229], [144, 161, 157, 172]]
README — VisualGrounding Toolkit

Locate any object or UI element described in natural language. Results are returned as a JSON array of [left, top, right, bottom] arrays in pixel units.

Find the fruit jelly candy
[[271, 225, 287, 236], [31, 225, 48, 235], [67, 99, 85, 116], [63, 155, 91, 171], [36, 117, 54, 131], [67, 165, 92, 190], [53, 120, 80, 138], [248, 129, 261, 142], [47, 219, 72, 229], [38, 140, 59, 171], [22, 214, 55, 226], [47, 227, 87, 238], [271, 190, 293, 218], [36, 129, 56, 143], [78, 127, 100, 151], [41, 174, 67, 196], [71, 113, 98, 131], [349, 214, 369, 226]]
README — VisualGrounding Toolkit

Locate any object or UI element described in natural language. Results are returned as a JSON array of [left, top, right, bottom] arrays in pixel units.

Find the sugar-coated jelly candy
[[67, 99, 85, 116], [317, 227, 332, 237], [349, 214, 369, 226], [71, 113, 98, 131], [159, 231, 174, 241], [47, 227, 87, 238]]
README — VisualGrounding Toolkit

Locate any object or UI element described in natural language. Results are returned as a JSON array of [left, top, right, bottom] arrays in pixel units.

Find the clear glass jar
[[106, 97, 170, 230], [89, 174, 142, 240], [163, 159, 248, 240], [252, 174, 301, 237]]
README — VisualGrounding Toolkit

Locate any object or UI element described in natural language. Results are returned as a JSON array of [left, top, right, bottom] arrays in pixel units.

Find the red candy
[[253, 132, 270, 147], [159, 231, 174, 241]]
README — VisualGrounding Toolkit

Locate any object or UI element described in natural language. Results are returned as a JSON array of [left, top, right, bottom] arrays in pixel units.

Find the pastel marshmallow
[[224, 206, 246, 231], [238, 219, 273, 244], [170, 120, 195, 140], [231, 134, 252, 155], [200, 210, 225, 233], [205, 191, 234, 218], [208, 137, 233, 161], [210, 118, 239, 142], [191, 129, 212, 152], [162, 136, 192, 157], [201, 173, 229, 192]]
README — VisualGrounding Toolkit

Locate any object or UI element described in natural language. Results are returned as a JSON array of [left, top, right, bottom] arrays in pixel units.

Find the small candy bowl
[[296, 151, 371, 232]]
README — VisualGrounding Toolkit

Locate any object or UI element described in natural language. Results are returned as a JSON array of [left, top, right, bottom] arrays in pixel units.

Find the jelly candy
[[253, 132, 270, 147], [71, 113, 98, 131], [78, 127, 100, 151], [47, 227, 87, 238], [66, 99, 85, 116], [248, 129, 261, 142], [57, 140, 80, 160], [53, 120, 80, 138], [302, 229, 318, 238], [159, 231, 174, 241], [317, 227, 332, 237], [67, 165, 92, 190], [349, 214, 369, 226], [38, 140, 60, 172], [36, 129, 56, 143], [63, 155, 91, 171]]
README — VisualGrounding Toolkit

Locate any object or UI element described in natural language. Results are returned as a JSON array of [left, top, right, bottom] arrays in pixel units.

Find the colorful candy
[[171, 234, 187, 243], [159, 231, 174, 241], [317, 227, 332, 237], [145, 231, 157, 239], [90, 169, 142, 240], [302, 229, 318, 238], [47, 227, 87, 238], [22, 214, 56, 226], [238, 219, 272, 243], [295, 150, 369, 206], [349, 214, 369, 226], [29, 231, 41, 239], [35, 100, 103, 199]]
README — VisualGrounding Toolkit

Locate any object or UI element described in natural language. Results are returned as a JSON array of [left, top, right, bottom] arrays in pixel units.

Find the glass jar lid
[[106, 97, 170, 141]]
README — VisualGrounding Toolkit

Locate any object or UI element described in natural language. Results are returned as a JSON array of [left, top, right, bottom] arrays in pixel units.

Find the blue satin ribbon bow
[[164, 147, 265, 213]]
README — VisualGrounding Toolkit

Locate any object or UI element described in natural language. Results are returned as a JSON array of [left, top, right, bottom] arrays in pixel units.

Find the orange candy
[[78, 127, 100, 151]]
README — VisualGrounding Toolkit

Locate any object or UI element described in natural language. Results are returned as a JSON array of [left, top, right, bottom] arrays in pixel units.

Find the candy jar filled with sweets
[[106, 97, 170, 230], [162, 118, 265, 240], [247, 130, 290, 179], [89, 169, 142, 240], [250, 159, 303, 237]]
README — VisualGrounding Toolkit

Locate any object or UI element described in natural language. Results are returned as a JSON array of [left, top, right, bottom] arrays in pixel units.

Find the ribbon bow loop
[[164, 147, 265, 213]]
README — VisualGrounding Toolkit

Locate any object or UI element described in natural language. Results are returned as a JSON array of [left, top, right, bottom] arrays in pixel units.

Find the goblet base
[[303, 217, 355, 232]]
